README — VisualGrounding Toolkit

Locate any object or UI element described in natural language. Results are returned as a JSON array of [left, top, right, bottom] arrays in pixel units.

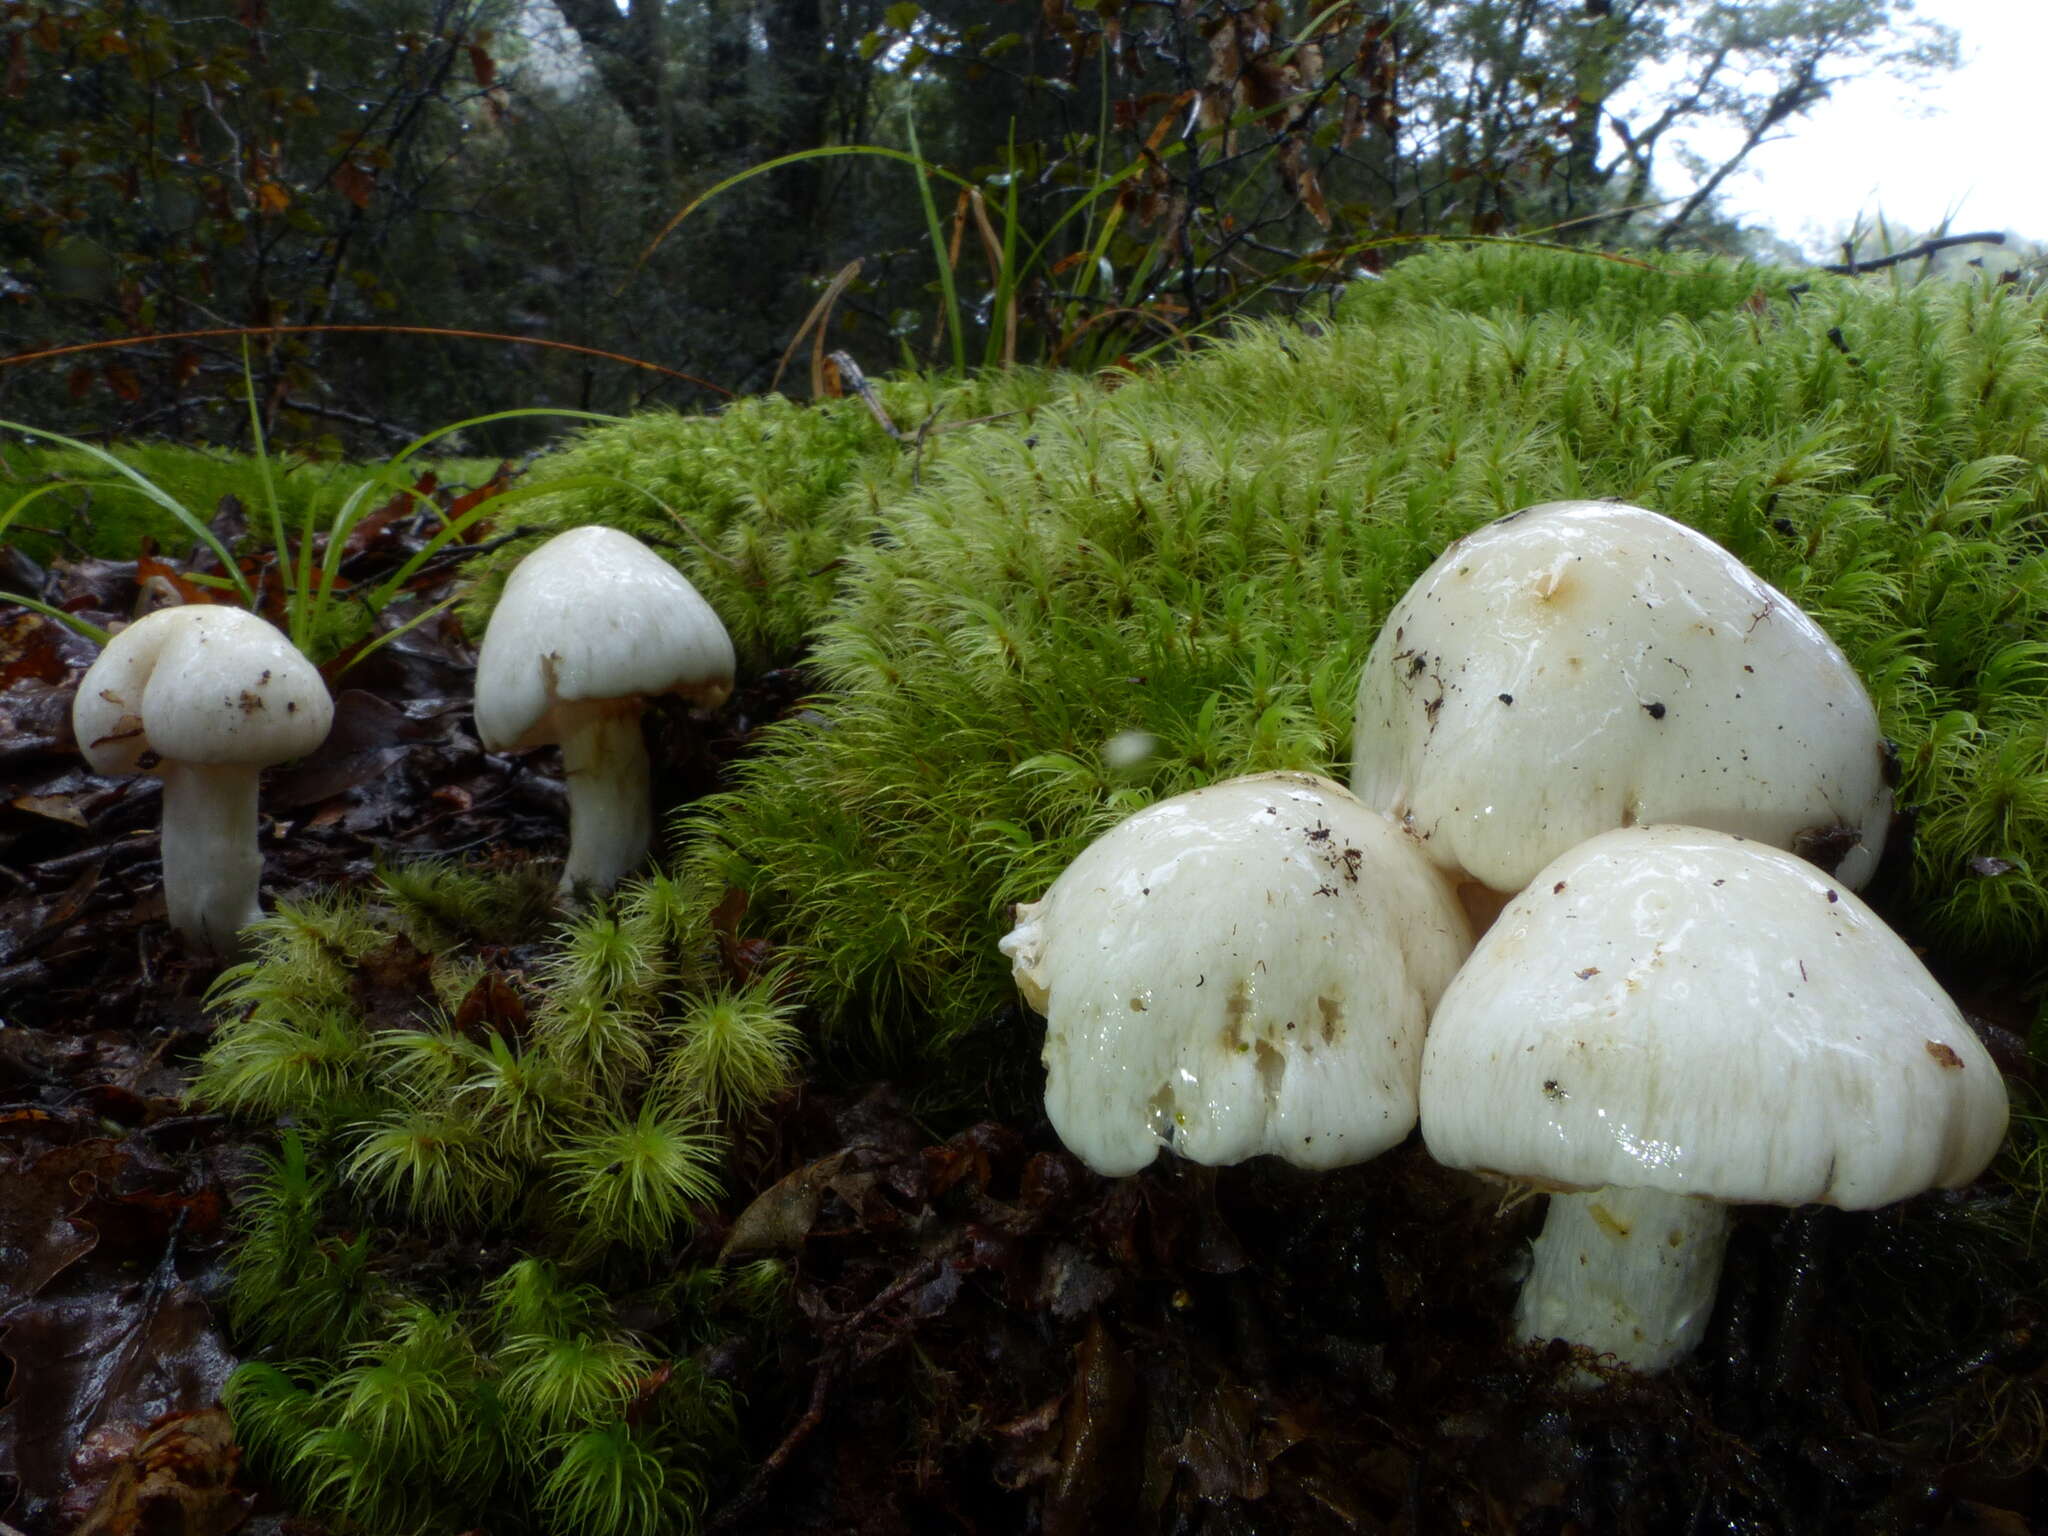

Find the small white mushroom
[[1419, 824, 2009, 1375], [473, 526, 735, 892], [1000, 771, 1473, 1176], [72, 605, 333, 953], [1351, 501, 1892, 905]]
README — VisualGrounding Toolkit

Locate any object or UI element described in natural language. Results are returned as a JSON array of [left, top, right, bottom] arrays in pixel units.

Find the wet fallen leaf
[[0, 1227, 237, 1525], [10, 793, 87, 829], [64, 1406, 251, 1536], [452, 969, 527, 1038], [0, 610, 74, 689], [0, 1139, 125, 1313], [1043, 1316, 1134, 1536], [720, 1151, 851, 1262]]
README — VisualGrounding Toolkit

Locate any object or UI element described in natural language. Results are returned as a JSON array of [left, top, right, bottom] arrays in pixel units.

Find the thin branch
[[1820, 231, 2007, 274]]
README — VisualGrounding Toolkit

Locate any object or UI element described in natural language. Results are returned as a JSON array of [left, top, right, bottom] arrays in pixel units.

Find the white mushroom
[[1351, 501, 1892, 907], [72, 605, 333, 953], [1419, 824, 2009, 1375], [1000, 771, 1473, 1176], [473, 526, 735, 892]]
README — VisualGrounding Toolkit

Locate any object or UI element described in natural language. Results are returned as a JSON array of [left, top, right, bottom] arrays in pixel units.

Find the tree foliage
[[0, 0, 1961, 444]]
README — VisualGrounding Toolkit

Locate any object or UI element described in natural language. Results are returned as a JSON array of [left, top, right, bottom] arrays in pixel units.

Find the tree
[[0, 0, 524, 438], [0, 0, 1962, 447], [814, 0, 1959, 359]]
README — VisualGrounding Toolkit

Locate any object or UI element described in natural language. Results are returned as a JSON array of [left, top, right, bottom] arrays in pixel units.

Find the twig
[[826, 351, 904, 441], [274, 397, 423, 444], [709, 1361, 836, 1529], [1820, 231, 2007, 275]]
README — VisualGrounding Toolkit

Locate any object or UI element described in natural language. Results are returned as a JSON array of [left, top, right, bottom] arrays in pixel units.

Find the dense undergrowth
[[193, 244, 2048, 1528]]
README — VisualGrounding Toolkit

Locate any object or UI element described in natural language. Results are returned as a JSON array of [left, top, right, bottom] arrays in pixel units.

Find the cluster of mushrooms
[[71, 525, 736, 952], [67, 495, 2012, 1376], [1001, 501, 2010, 1376]]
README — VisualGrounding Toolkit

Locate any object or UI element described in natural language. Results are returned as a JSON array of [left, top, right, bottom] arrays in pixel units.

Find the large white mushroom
[[1419, 824, 2009, 1375], [1351, 501, 1892, 908], [473, 526, 735, 892], [1000, 771, 1473, 1176], [72, 605, 333, 953]]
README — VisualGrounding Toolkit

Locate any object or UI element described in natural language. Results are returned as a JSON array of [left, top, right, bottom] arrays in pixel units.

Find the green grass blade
[[630, 145, 985, 285], [0, 420, 255, 608], [0, 591, 111, 644], [334, 593, 460, 676], [905, 109, 967, 376], [238, 344, 296, 642]]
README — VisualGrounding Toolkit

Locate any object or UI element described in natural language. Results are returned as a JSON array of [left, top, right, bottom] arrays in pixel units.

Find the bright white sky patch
[[1671, 0, 2044, 256]]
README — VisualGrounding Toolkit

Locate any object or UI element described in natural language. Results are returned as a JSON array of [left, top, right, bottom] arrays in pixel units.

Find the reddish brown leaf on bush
[[332, 161, 376, 209], [103, 364, 143, 402]]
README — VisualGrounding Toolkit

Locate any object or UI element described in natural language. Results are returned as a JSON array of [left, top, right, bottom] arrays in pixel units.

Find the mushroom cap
[[1001, 771, 1473, 1176], [1418, 825, 2008, 1209], [473, 526, 736, 752], [1351, 501, 1891, 894], [72, 605, 334, 774]]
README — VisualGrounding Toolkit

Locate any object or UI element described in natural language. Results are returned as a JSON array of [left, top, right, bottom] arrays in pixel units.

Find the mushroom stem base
[[1516, 1185, 1731, 1376], [160, 761, 264, 954], [560, 709, 652, 892]]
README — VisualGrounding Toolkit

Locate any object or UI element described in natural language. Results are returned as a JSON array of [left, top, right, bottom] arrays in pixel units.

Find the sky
[[1665, 0, 2045, 258]]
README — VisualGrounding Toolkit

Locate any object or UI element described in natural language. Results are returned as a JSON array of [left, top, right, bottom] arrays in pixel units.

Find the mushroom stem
[[559, 706, 653, 892], [1516, 1185, 1732, 1375], [159, 760, 265, 954]]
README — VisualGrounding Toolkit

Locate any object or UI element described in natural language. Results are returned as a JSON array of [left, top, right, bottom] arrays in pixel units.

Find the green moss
[[453, 373, 1081, 668], [201, 866, 778, 1530], [682, 248, 2048, 1047], [1338, 243, 1807, 330]]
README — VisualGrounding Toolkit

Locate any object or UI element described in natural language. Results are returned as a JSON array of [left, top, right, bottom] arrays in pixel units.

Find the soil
[[1, 501, 2043, 1535]]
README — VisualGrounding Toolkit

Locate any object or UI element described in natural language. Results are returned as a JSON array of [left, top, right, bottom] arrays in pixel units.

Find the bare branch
[[1821, 231, 2009, 275]]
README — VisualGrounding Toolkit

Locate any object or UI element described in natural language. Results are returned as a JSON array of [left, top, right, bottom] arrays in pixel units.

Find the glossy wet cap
[[1351, 501, 1891, 895], [1001, 771, 1473, 1176], [1419, 824, 2008, 1208], [474, 526, 736, 752], [73, 605, 333, 773]]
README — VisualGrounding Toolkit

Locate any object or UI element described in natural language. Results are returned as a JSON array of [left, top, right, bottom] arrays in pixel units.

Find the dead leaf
[[720, 1151, 851, 1262], [1043, 1316, 1135, 1536], [65, 1407, 251, 1536], [0, 1139, 124, 1313], [349, 933, 437, 1025], [0, 611, 75, 690], [453, 970, 527, 1039], [10, 793, 88, 828], [0, 1257, 238, 1525]]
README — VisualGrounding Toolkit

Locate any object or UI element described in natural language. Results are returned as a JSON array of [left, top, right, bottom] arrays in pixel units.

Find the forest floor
[[1, 493, 2044, 1535]]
